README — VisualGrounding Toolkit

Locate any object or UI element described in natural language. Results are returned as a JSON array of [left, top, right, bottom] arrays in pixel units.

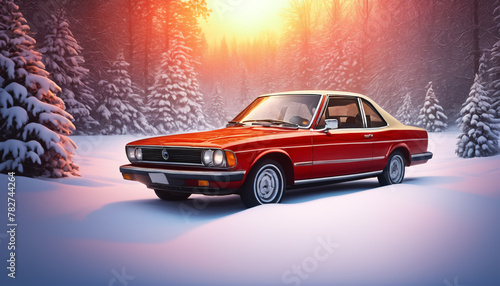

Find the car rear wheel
[[154, 189, 191, 201], [378, 150, 405, 186], [240, 160, 285, 208]]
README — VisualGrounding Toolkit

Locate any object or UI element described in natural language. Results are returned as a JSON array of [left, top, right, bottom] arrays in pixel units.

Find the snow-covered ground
[[1, 131, 499, 286]]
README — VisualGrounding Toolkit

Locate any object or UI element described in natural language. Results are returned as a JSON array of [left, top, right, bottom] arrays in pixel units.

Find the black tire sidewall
[[379, 151, 405, 185]]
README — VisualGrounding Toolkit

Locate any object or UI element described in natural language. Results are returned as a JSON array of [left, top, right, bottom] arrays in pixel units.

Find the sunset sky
[[201, 0, 290, 44]]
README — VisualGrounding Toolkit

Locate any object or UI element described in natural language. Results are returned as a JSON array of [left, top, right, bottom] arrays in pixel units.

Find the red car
[[120, 91, 432, 207]]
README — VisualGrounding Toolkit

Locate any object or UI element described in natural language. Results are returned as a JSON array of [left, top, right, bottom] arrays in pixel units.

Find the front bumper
[[119, 164, 246, 194]]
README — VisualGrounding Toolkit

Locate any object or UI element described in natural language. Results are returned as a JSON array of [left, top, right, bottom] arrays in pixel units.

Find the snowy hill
[[0, 132, 499, 286]]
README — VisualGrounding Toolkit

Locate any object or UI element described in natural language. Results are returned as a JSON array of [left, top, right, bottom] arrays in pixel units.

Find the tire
[[378, 150, 405, 186], [154, 189, 191, 201], [240, 160, 285, 208]]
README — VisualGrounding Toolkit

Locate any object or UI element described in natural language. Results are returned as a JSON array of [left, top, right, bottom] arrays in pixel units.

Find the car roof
[[263, 90, 370, 100]]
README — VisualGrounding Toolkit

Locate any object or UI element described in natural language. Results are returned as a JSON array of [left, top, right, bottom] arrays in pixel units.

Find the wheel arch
[[249, 150, 294, 187], [387, 144, 411, 166]]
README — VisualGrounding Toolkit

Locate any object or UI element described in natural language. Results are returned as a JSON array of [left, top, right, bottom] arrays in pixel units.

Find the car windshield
[[230, 94, 321, 127]]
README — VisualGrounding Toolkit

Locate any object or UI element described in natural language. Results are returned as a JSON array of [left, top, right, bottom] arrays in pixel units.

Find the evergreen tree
[[318, 0, 362, 92], [417, 82, 448, 132], [170, 32, 208, 131], [96, 51, 155, 135], [489, 0, 500, 115], [320, 36, 362, 91], [39, 9, 99, 134], [396, 90, 415, 125], [456, 74, 499, 158], [0, 0, 78, 177], [149, 32, 208, 133], [206, 82, 227, 128], [238, 62, 252, 108], [148, 50, 178, 134]]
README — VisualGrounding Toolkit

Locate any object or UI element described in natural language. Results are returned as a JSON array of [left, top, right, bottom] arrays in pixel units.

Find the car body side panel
[[371, 127, 429, 170], [231, 129, 313, 181], [310, 129, 373, 178]]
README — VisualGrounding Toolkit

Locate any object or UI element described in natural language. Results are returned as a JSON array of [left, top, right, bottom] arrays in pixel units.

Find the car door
[[311, 96, 374, 178], [360, 99, 391, 172]]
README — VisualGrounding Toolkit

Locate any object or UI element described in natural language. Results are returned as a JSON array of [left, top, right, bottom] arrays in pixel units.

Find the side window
[[362, 100, 387, 128], [317, 97, 363, 129]]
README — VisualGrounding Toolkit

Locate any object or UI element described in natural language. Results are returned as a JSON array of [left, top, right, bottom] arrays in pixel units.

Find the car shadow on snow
[[61, 177, 442, 244], [57, 194, 244, 243], [403, 175, 463, 186], [282, 178, 379, 204]]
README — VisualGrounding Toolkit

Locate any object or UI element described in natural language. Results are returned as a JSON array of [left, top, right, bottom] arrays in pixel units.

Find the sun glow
[[202, 0, 290, 42]]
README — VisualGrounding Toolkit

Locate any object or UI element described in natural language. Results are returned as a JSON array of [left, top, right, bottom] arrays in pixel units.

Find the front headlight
[[202, 149, 214, 166], [213, 150, 224, 166], [126, 147, 142, 162], [202, 149, 236, 167], [135, 148, 142, 160], [127, 146, 136, 161]]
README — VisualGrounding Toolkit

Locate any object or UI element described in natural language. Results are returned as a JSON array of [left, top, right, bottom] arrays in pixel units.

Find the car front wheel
[[154, 189, 191, 201], [240, 160, 285, 208], [378, 151, 405, 186]]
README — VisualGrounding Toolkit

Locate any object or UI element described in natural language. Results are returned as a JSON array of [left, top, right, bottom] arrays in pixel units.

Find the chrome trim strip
[[294, 156, 385, 166], [358, 97, 368, 128], [313, 138, 427, 147], [294, 170, 383, 185], [313, 94, 329, 128], [313, 157, 373, 165], [127, 145, 209, 149], [120, 165, 246, 178], [132, 160, 203, 166], [294, 161, 313, 166]]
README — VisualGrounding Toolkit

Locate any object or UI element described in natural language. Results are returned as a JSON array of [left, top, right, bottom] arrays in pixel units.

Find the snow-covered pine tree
[[417, 82, 448, 132], [147, 50, 178, 134], [96, 51, 156, 135], [396, 90, 415, 125], [489, 0, 500, 115], [39, 9, 99, 135], [148, 31, 208, 133], [0, 0, 78, 177], [238, 62, 253, 108], [206, 82, 227, 128], [456, 74, 499, 158], [170, 31, 208, 132]]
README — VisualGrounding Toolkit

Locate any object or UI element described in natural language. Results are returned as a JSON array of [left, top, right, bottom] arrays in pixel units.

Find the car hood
[[127, 126, 298, 148]]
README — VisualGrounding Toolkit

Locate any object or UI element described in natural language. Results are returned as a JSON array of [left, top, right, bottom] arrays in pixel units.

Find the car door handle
[[364, 134, 373, 139]]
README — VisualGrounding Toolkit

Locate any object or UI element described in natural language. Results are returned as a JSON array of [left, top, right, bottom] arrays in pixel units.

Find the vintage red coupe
[[120, 91, 432, 207]]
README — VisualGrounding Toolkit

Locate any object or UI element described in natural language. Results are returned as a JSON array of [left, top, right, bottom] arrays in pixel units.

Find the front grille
[[141, 147, 202, 165]]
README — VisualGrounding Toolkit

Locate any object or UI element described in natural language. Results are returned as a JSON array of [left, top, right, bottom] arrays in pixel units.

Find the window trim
[[315, 95, 365, 130], [360, 99, 388, 128]]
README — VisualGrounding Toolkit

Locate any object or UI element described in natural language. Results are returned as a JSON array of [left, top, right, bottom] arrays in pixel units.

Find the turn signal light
[[225, 150, 236, 167], [198, 180, 209, 187]]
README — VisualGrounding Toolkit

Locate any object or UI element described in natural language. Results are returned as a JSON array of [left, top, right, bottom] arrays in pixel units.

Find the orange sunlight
[[202, 0, 290, 43]]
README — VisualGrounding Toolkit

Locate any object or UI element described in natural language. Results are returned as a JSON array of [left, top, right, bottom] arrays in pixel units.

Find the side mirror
[[325, 119, 338, 131]]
